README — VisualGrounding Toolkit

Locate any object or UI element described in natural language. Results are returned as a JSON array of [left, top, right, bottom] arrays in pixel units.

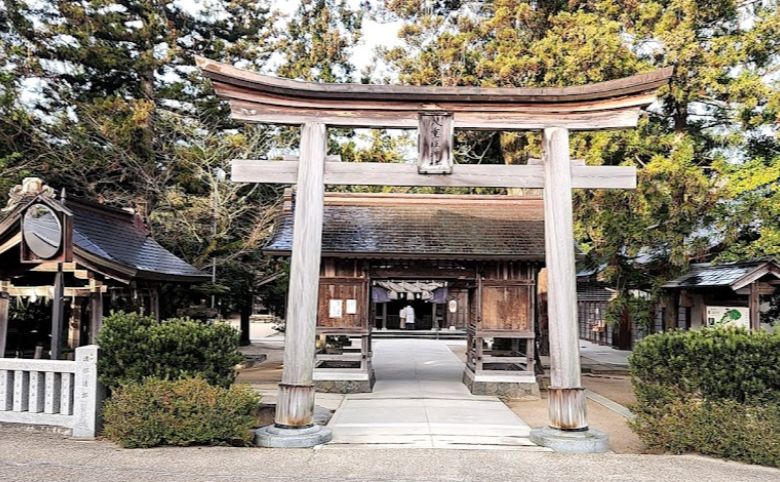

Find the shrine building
[[0, 178, 208, 360], [265, 189, 545, 395]]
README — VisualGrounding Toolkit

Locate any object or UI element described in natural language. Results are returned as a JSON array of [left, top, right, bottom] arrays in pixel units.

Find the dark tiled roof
[[67, 200, 207, 281], [265, 191, 546, 260], [662, 260, 776, 289]]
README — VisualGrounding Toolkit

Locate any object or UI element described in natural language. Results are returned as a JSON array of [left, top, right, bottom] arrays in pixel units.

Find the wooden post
[[542, 127, 588, 431], [749, 281, 760, 331], [240, 296, 252, 346], [274, 122, 326, 429], [51, 264, 65, 360], [89, 284, 103, 344], [0, 281, 9, 358], [149, 285, 160, 322], [67, 298, 82, 349]]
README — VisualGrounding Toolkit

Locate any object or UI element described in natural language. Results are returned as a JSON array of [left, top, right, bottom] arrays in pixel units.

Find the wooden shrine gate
[[198, 57, 672, 449]]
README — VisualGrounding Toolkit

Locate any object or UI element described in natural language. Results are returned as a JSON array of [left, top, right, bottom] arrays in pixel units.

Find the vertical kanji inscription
[[418, 113, 454, 174]]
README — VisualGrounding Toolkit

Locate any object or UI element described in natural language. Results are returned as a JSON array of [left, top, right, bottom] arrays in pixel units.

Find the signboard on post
[[706, 306, 749, 329], [418, 113, 453, 174]]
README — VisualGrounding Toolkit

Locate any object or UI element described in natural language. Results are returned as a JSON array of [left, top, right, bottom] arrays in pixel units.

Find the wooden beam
[[5, 284, 107, 297], [749, 281, 760, 331], [51, 264, 64, 360], [282, 154, 341, 162], [215, 82, 661, 113], [89, 283, 103, 344], [149, 285, 160, 322], [232, 160, 636, 189], [0, 282, 9, 357], [0, 233, 21, 256], [732, 261, 780, 291], [527, 158, 585, 166], [542, 127, 588, 431], [198, 57, 672, 104], [274, 122, 326, 429], [30, 262, 90, 280], [67, 298, 82, 350], [229, 99, 643, 130]]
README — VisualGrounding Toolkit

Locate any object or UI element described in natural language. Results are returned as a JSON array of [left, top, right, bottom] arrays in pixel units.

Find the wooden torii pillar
[[198, 57, 672, 450]]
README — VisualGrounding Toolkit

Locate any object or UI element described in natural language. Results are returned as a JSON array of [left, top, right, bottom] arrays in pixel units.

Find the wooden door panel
[[480, 285, 531, 331], [317, 281, 367, 329]]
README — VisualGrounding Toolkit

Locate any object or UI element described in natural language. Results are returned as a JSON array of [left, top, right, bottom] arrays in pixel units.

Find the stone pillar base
[[255, 424, 332, 448], [463, 367, 540, 399], [314, 368, 375, 394], [530, 426, 609, 454]]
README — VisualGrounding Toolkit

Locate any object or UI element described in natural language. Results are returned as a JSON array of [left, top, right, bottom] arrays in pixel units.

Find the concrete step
[[371, 329, 467, 340], [325, 433, 550, 450]]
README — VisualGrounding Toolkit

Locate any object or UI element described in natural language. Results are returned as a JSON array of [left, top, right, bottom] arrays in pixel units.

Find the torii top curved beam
[[197, 57, 673, 131]]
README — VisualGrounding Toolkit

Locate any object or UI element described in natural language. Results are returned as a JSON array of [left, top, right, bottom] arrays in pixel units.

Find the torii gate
[[198, 57, 672, 450]]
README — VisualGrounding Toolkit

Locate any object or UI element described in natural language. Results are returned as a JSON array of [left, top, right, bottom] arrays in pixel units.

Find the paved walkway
[[326, 339, 545, 450], [579, 340, 631, 366], [2, 429, 777, 482]]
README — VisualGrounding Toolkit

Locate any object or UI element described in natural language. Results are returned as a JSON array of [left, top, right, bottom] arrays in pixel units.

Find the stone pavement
[[325, 339, 545, 450], [1, 428, 777, 482], [579, 339, 631, 367]]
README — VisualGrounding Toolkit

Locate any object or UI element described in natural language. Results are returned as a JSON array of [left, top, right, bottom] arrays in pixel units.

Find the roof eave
[[133, 269, 211, 283], [262, 248, 545, 262], [197, 57, 673, 105], [731, 260, 780, 291]]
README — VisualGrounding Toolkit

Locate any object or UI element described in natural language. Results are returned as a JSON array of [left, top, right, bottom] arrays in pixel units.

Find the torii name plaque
[[418, 112, 454, 174]]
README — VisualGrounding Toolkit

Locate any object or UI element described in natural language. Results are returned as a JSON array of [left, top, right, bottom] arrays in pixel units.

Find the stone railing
[[0, 345, 103, 438]]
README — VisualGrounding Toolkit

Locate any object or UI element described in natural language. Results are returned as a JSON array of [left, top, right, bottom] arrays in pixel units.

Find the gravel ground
[[506, 397, 644, 454], [1, 428, 777, 482], [581, 375, 637, 407]]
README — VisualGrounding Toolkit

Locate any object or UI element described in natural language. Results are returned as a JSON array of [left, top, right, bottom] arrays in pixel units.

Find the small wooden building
[[661, 259, 780, 331], [576, 267, 615, 346], [265, 190, 544, 396], [0, 179, 209, 359]]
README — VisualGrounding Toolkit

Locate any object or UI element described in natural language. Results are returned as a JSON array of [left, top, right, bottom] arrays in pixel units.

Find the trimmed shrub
[[630, 400, 780, 467], [630, 327, 780, 467], [97, 312, 244, 389], [630, 327, 780, 405], [102, 377, 261, 448]]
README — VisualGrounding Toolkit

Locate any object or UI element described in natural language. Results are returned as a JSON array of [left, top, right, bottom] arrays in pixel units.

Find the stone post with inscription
[[71, 345, 104, 439]]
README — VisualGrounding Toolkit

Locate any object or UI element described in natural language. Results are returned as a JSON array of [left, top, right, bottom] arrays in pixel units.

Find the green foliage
[[375, 0, 780, 291], [630, 327, 780, 405], [630, 328, 780, 466], [276, 0, 363, 82], [1, 0, 779, 327], [97, 312, 244, 390], [715, 156, 780, 260], [630, 399, 780, 467], [102, 377, 261, 448], [604, 293, 655, 331], [1, 1, 283, 321]]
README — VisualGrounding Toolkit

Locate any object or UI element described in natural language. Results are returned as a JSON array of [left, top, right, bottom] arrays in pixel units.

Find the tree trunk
[[240, 297, 252, 346]]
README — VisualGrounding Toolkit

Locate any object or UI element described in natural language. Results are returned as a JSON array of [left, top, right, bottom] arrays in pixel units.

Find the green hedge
[[629, 327, 780, 467], [103, 378, 261, 448], [97, 312, 244, 389], [631, 399, 780, 467], [630, 327, 780, 405]]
